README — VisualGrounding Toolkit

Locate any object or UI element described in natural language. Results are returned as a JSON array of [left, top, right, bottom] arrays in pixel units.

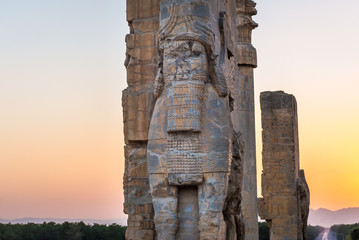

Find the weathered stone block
[[126, 46, 157, 62], [127, 61, 157, 86], [132, 20, 159, 33], [122, 88, 155, 142], [237, 44, 257, 67], [126, 146, 148, 178], [126, 33, 156, 48], [127, 0, 160, 21]]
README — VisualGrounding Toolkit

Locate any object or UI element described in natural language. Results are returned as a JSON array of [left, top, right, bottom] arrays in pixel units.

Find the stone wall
[[122, 0, 159, 239], [258, 91, 309, 240]]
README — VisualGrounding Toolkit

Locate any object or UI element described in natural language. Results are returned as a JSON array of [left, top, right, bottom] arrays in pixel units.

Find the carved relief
[[124, 0, 261, 239], [147, 1, 232, 239]]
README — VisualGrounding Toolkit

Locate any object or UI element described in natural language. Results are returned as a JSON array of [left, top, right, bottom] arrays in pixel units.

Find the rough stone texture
[[122, 0, 159, 239], [258, 91, 310, 240], [148, 2, 231, 239], [224, 1, 259, 238], [223, 133, 245, 240], [123, 0, 258, 239], [176, 187, 200, 239], [298, 170, 310, 240]]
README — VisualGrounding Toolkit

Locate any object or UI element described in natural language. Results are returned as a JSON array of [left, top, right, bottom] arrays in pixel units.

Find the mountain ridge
[[309, 207, 359, 228]]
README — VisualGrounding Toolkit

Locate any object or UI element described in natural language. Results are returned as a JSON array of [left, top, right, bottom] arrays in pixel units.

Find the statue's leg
[[149, 173, 178, 240], [198, 172, 228, 240]]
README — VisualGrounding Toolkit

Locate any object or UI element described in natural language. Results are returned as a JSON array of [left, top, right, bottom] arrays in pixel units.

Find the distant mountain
[[0, 218, 10, 223], [0, 217, 127, 226], [309, 207, 359, 228]]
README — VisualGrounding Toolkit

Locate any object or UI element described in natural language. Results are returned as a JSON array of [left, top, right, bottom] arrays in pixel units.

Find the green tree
[[89, 224, 108, 240], [19, 223, 37, 240], [307, 225, 325, 240], [0, 222, 126, 240], [66, 224, 84, 240], [108, 224, 126, 240], [351, 227, 359, 240], [258, 222, 269, 240], [331, 223, 359, 239], [0, 224, 20, 240]]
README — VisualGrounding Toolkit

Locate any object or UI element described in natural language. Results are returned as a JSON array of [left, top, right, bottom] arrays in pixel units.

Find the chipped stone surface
[[123, 0, 259, 239], [123, 1, 159, 239], [259, 91, 310, 240], [148, 2, 231, 238], [298, 170, 310, 240], [227, 0, 259, 238]]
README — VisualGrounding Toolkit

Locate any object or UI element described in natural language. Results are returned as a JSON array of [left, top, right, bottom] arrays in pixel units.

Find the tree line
[[258, 222, 325, 240], [331, 223, 359, 240], [4, 221, 358, 240], [0, 222, 126, 240]]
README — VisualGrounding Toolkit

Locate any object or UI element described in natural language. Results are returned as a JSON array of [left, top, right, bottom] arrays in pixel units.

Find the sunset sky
[[1, 0, 358, 220]]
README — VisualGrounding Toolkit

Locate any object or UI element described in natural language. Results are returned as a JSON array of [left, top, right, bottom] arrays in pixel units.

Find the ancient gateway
[[122, 0, 309, 239]]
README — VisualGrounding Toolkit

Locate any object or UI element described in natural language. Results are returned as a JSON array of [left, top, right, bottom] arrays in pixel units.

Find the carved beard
[[164, 40, 207, 133]]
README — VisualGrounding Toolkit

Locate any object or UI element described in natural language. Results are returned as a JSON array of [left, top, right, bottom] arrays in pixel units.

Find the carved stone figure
[[123, 0, 260, 239], [147, 1, 232, 239]]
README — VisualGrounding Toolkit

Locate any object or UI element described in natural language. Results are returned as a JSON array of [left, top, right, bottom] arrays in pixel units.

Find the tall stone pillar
[[123, 0, 160, 239], [234, 1, 259, 239], [258, 91, 310, 240]]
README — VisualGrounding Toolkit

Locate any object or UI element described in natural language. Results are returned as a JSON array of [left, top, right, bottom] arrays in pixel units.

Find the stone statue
[[147, 1, 232, 239]]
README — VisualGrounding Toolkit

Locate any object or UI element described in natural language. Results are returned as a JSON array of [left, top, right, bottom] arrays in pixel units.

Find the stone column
[[235, 1, 259, 239], [122, 0, 160, 239], [258, 91, 309, 240]]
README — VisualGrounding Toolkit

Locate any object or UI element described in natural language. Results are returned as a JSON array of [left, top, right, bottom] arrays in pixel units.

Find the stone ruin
[[258, 91, 310, 240], [122, 0, 309, 239]]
